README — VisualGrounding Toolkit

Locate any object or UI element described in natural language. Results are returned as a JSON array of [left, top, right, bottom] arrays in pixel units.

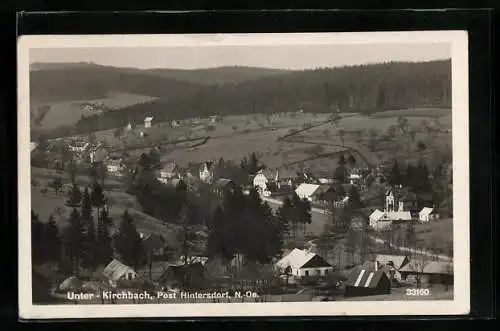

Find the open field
[[35, 93, 158, 130], [370, 108, 451, 118]]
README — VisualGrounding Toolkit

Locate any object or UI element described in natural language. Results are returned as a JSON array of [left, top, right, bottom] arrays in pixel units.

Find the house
[[385, 187, 419, 212], [140, 233, 166, 257], [375, 254, 410, 271], [68, 141, 90, 153], [212, 178, 236, 198], [171, 120, 180, 128], [315, 183, 350, 208], [158, 262, 207, 290], [253, 168, 299, 192], [294, 183, 333, 202], [419, 207, 440, 223], [144, 116, 154, 128], [209, 114, 222, 123], [178, 255, 209, 266], [344, 268, 391, 298], [347, 168, 363, 185], [90, 145, 108, 164], [275, 248, 333, 281], [399, 260, 453, 286], [125, 122, 134, 131], [102, 259, 138, 285], [369, 209, 412, 231], [157, 161, 182, 183], [106, 157, 125, 175], [199, 161, 216, 183]]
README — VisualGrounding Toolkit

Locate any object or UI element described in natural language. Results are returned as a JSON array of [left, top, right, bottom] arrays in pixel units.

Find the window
[[316, 270, 321, 276], [324, 269, 329, 275], [305, 270, 309, 276]]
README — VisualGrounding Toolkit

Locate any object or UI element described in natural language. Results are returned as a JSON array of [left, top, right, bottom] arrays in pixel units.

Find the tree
[[114, 127, 123, 140], [407, 256, 430, 288], [65, 208, 84, 275], [389, 159, 403, 187], [248, 152, 259, 175], [405, 220, 417, 256], [417, 140, 427, 152], [368, 127, 378, 152], [81, 187, 97, 272], [114, 209, 142, 268], [44, 214, 61, 263], [31, 210, 45, 265], [338, 129, 346, 146], [347, 185, 363, 209], [177, 203, 200, 269], [299, 198, 312, 238], [275, 197, 292, 239], [96, 208, 114, 266], [90, 182, 107, 221], [66, 184, 82, 207], [333, 163, 347, 184], [347, 155, 356, 167]]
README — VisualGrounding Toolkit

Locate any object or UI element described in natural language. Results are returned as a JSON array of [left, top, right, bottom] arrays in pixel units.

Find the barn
[[344, 268, 391, 298]]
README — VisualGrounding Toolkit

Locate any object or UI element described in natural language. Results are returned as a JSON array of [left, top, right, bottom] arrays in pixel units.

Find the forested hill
[[68, 60, 451, 135], [29, 63, 288, 104]]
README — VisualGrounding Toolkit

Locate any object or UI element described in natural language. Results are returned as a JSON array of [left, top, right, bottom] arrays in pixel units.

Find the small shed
[[344, 268, 391, 298], [57, 276, 83, 292]]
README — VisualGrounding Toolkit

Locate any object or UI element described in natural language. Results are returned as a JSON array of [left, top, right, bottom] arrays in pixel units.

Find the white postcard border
[[18, 31, 470, 319]]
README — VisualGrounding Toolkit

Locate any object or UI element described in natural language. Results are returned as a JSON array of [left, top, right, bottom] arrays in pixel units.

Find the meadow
[[35, 92, 158, 130]]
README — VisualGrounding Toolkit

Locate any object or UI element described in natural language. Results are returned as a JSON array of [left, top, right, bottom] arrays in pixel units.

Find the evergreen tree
[[96, 208, 114, 265], [81, 188, 96, 271], [347, 155, 356, 167], [65, 208, 84, 275], [177, 203, 200, 267], [389, 159, 403, 186], [333, 163, 347, 184], [248, 152, 259, 175], [275, 197, 292, 238], [44, 214, 61, 263], [347, 185, 363, 209], [114, 209, 141, 268], [66, 184, 82, 207], [338, 155, 346, 165], [31, 210, 45, 265], [299, 198, 312, 238], [290, 193, 302, 239], [90, 182, 107, 219]]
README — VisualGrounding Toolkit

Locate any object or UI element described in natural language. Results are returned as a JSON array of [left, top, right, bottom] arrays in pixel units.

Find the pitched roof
[[419, 207, 435, 216], [144, 116, 154, 121], [103, 259, 137, 282], [295, 183, 321, 198], [399, 261, 453, 275], [346, 268, 389, 288], [275, 248, 330, 270], [375, 255, 409, 270], [213, 178, 233, 189], [370, 209, 385, 221], [386, 211, 412, 221]]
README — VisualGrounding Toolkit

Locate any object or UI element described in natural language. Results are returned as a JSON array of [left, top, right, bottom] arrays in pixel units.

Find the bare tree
[[407, 255, 430, 288]]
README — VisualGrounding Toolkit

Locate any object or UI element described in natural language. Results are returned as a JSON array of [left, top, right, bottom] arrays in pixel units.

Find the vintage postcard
[[18, 31, 469, 319]]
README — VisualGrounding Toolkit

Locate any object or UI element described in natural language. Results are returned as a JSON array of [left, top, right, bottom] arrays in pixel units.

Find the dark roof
[[301, 254, 332, 268], [346, 268, 390, 288], [213, 178, 234, 189], [159, 262, 206, 283]]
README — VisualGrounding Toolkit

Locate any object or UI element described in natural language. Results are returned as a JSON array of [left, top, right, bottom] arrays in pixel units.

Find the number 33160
[[406, 288, 430, 296]]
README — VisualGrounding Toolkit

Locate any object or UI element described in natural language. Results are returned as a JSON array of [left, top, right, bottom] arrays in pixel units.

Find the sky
[[29, 43, 451, 70]]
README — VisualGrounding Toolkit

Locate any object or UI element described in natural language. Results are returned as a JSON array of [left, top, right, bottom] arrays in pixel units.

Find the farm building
[[199, 161, 216, 184], [399, 260, 454, 286], [158, 262, 207, 290], [375, 254, 410, 271], [106, 157, 125, 175], [344, 268, 391, 298], [369, 209, 412, 231], [275, 248, 333, 282], [144, 116, 154, 128], [419, 207, 440, 223], [102, 259, 138, 285]]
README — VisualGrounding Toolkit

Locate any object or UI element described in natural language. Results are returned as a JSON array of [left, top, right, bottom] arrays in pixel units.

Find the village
[[30, 110, 454, 304]]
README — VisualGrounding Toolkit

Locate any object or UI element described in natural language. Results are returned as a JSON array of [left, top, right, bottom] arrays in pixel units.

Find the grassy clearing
[[370, 108, 451, 118], [37, 93, 158, 130]]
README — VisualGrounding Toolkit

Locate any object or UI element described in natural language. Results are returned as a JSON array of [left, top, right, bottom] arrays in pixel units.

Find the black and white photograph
[[18, 32, 470, 318]]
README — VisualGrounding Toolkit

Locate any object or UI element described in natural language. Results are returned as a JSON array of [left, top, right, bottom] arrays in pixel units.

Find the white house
[[275, 248, 333, 280], [253, 170, 269, 191], [157, 161, 182, 183], [102, 259, 138, 286], [144, 116, 154, 128], [419, 207, 439, 223], [369, 209, 412, 231], [294, 183, 321, 201], [106, 158, 125, 175], [199, 161, 215, 183], [125, 122, 133, 131]]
